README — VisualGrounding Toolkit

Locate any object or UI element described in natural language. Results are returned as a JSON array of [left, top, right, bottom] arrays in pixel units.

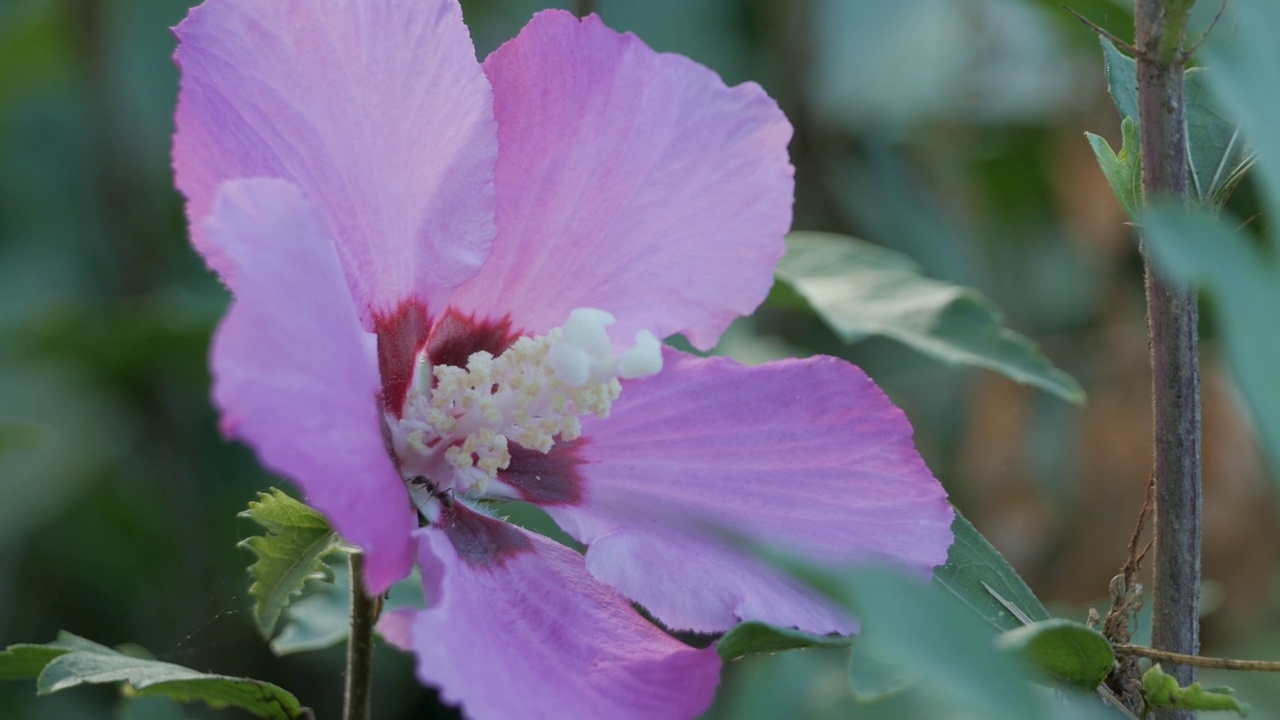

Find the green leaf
[[0, 645, 68, 679], [996, 619, 1114, 690], [0, 630, 114, 679], [2, 633, 305, 719], [751, 551, 1046, 718], [848, 639, 913, 702], [716, 621, 851, 661], [1100, 39, 1141, 128], [932, 508, 1052, 632], [1101, 38, 1138, 129], [239, 488, 347, 636], [1086, 117, 1142, 219], [40, 655, 303, 719], [270, 562, 425, 656], [840, 567, 1047, 720], [713, 647, 859, 720], [1143, 664, 1251, 716], [1203, 0, 1280, 232], [1144, 206, 1280, 475], [749, 548, 1123, 719], [1100, 37, 1254, 208], [775, 232, 1084, 404], [1185, 67, 1255, 207], [268, 567, 350, 655]]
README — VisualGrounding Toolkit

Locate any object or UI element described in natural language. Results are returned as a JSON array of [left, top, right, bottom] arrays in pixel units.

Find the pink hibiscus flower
[[173, 1, 953, 717]]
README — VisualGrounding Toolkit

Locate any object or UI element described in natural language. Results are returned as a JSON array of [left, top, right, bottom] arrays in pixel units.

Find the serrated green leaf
[[996, 619, 1114, 690], [1143, 664, 1251, 716], [38, 651, 304, 719], [238, 488, 345, 636], [270, 562, 425, 656], [268, 571, 350, 656], [775, 232, 1084, 404], [716, 621, 851, 661], [1086, 117, 1142, 219], [932, 508, 1052, 632], [1144, 205, 1280, 476]]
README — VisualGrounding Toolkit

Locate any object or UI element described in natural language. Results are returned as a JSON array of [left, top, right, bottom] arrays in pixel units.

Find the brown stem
[[1116, 645, 1280, 672], [574, 0, 595, 18], [343, 553, 377, 720], [1135, 1, 1201, 718]]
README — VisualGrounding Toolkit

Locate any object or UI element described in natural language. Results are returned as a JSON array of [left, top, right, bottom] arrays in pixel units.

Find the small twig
[[343, 553, 377, 720], [1127, 474, 1157, 574], [1172, 0, 1223, 59], [1115, 645, 1280, 672], [1062, 4, 1138, 56], [1103, 472, 1156, 643], [1135, 537, 1154, 567], [1101, 472, 1157, 714]]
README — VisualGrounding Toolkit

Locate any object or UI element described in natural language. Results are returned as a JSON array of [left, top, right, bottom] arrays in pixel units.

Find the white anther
[[562, 308, 615, 349], [619, 330, 662, 379]]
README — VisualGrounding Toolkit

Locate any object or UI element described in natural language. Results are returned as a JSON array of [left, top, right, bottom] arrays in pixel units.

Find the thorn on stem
[[1182, 0, 1230, 60], [1062, 4, 1139, 56]]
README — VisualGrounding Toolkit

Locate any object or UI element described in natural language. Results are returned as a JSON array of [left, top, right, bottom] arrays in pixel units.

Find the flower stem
[[574, 0, 595, 18], [1135, 1, 1200, 718], [343, 552, 376, 720]]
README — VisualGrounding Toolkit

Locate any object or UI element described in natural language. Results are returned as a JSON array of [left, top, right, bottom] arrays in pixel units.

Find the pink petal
[[207, 179, 415, 593], [546, 349, 954, 633], [173, 0, 497, 320], [377, 608, 415, 652], [448, 10, 793, 349], [410, 507, 720, 720]]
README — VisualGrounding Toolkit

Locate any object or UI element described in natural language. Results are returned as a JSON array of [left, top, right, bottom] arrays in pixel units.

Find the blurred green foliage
[[1, 0, 1277, 718]]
